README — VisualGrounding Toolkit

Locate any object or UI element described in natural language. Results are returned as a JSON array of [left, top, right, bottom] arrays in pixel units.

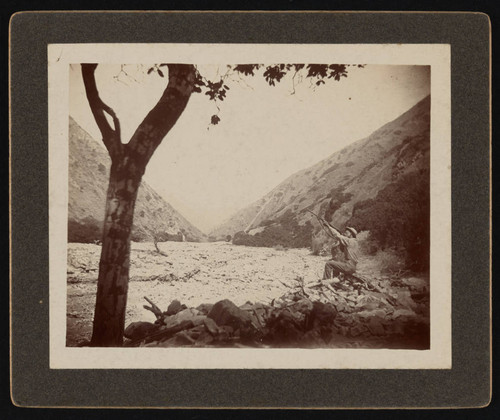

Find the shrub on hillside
[[232, 231, 258, 246], [253, 210, 313, 248], [131, 229, 149, 242], [233, 211, 313, 249], [347, 168, 430, 271], [323, 186, 353, 222], [155, 231, 186, 242], [68, 218, 102, 243]]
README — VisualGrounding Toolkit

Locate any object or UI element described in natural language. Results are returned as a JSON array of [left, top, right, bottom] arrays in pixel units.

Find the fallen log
[[129, 320, 195, 346]]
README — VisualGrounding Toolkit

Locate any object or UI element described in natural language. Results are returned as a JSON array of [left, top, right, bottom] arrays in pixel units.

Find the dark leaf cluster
[[210, 114, 220, 125], [150, 63, 362, 125], [307, 64, 348, 85], [263, 64, 291, 86], [233, 64, 262, 76], [204, 80, 230, 102], [191, 71, 230, 102], [147, 63, 169, 78]]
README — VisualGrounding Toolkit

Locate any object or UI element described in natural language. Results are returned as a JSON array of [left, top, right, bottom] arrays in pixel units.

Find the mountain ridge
[[209, 95, 430, 240], [68, 116, 206, 243]]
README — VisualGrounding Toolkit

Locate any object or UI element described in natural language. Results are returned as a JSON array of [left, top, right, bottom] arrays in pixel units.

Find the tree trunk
[[83, 64, 197, 346], [90, 156, 143, 346]]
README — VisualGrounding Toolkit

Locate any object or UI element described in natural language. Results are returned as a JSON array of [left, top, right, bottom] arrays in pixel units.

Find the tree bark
[[83, 63, 196, 346], [90, 157, 141, 346]]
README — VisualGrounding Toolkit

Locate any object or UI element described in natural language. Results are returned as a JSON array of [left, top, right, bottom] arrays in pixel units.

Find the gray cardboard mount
[[10, 12, 491, 408]]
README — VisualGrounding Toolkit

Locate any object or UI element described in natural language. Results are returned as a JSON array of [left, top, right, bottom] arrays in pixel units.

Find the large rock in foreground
[[208, 299, 253, 330], [121, 273, 429, 349]]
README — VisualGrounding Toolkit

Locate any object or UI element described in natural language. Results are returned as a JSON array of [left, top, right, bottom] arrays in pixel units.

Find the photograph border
[[49, 43, 448, 369], [10, 11, 491, 408]]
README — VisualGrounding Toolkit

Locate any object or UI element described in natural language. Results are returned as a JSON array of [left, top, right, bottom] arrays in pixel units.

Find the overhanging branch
[[81, 63, 122, 159], [127, 64, 196, 167]]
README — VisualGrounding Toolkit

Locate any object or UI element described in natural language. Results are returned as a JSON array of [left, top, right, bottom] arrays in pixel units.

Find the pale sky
[[69, 63, 430, 233]]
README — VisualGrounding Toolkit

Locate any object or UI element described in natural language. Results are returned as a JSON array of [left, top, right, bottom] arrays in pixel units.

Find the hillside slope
[[68, 117, 206, 242], [210, 95, 430, 241]]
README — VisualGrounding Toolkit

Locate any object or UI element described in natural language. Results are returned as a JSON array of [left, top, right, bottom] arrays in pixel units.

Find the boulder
[[265, 309, 304, 347], [196, 303, 214, 315], [183, 325, 206, 341], [194, 331, 215, 346], [124, 321, 160, 341], [306, 301, 337, 330], [367, 318, 386, 336], [166, 299, 186, 316], [245, 303, 273, 334], [203, 317, 220, 336], [217, 325, 235, 342], [349, 324, 368, 337], [238, 301, 254, 311], [165, 308, 204, 328], [290, 298, 314, 315], [156, 326, 201, 347], [403, 277, 428, 292], [208, 299, 253, 330]]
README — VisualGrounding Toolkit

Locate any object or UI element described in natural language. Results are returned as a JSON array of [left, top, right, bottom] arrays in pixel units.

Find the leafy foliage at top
[[146, 63, 364, 125], [232, 64, 262, 76]]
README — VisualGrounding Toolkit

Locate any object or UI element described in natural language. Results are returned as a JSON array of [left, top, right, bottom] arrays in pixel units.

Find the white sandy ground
[[65, 241, 418, 346]]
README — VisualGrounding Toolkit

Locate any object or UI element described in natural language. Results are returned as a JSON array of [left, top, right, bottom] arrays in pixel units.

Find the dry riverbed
[[66, 241, 428, 347], [67, 241, 326, 345]]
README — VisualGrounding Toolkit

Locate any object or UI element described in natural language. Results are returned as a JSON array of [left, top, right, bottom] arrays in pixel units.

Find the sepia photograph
[[11, 11, 491, 408], [48, 43, 451, 369]]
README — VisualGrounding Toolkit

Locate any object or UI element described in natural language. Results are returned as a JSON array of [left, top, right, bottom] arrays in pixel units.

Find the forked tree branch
[[81, 63, 122, 159], [127, 64, 196, 168]]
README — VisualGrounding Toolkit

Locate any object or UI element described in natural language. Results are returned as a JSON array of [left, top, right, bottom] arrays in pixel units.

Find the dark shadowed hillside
[[68, 117, 206, 243], [210, 96, 430, 267]]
